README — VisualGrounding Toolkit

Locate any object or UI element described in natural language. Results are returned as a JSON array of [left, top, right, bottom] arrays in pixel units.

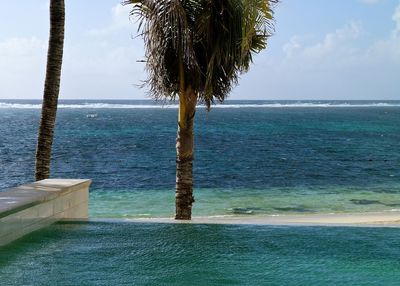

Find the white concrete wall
[[0, 179, 91, 246]]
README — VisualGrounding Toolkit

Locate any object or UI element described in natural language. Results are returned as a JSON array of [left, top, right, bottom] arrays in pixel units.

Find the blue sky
[[0, 0, 399, 100]]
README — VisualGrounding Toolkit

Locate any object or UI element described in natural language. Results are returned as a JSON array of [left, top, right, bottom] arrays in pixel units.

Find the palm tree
[[35, 0, 65, 181], [125, 0, 277, 219]]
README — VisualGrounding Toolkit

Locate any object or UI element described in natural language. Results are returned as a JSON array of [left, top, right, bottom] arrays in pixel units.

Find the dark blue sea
[[1, 100, 400, 285]]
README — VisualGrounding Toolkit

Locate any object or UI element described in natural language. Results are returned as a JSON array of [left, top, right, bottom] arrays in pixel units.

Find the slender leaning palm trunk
[[175, 88, 197, 220], [35, 0, 65, 181]]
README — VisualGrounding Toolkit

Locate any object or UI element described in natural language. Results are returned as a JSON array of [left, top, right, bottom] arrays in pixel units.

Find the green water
[[89, 184, 400, 218], [1, 222, 400, 285]]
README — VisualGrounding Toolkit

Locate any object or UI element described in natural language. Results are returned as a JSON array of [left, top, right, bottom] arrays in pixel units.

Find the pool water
[[1, 222, 400, 285]]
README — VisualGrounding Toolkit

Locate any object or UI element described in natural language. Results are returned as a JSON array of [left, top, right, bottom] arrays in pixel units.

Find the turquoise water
[[89, 185, 400, 218], [1, 222, 400, 285], [1, 101, 400, 285], [1, 100, 399, 218]]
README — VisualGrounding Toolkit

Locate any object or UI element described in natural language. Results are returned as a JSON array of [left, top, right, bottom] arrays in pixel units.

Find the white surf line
[[103, 211, 400, 227], [1, 103, 400, 109]]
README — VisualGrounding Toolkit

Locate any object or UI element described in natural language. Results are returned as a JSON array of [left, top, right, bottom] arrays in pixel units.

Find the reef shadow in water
[[372, 189, 400, 194], [273, 206, 315, 213], [227, 207, 265, 215], [350, 199, 400, 207]]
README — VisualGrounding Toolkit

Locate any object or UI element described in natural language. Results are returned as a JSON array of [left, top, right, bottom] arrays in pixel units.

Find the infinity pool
[[1, 222, 400, 285]]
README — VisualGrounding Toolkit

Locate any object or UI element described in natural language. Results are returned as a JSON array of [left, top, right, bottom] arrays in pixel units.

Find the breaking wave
[[1, 101, 400, 109]]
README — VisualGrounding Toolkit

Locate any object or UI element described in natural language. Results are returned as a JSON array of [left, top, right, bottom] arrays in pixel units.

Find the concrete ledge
[[0, 179, 91, 246]]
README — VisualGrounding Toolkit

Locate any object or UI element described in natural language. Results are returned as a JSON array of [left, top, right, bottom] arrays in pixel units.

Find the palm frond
[[124, 0, 278, 107]]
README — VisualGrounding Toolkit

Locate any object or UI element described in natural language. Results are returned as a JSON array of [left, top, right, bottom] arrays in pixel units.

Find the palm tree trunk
[[35, 0, 65, 181], [175, 87, 197, 220]]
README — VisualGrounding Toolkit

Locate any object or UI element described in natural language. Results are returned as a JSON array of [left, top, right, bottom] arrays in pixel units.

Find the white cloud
[[88, 3, 135, 37], [0, 2, 145, 100], [393, 2, 400, 36], [61, 3, 145, 99], [39, 0, 49, 11], [280, 4, 400, 71], [302, 22, 361, 61], [282, 36, 303, 58], [280, 22, 363, 72], [0, 37, 45, 57], [111, 4, 133, 29], [0, 37, 47, 98], [241, 4, 400, 100], [364, 2, 400, 62]]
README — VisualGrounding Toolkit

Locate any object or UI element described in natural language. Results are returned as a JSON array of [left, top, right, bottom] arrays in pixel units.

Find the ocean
[[1, 100, 399, 218], [1, 100, 400, 285]]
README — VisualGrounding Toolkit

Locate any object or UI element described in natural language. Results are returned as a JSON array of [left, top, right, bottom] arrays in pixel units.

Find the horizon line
[[1, 99, 399, 101]]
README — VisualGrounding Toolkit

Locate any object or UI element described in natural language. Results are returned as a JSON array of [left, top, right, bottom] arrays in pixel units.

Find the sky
[[0, 0, 399, 100]]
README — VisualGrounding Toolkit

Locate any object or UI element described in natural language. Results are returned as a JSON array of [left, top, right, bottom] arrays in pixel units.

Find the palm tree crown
[[125, 0, 277, 108]]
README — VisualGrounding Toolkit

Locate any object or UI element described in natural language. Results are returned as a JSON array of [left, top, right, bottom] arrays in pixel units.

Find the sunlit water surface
[[1, 222, 400, 286]]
